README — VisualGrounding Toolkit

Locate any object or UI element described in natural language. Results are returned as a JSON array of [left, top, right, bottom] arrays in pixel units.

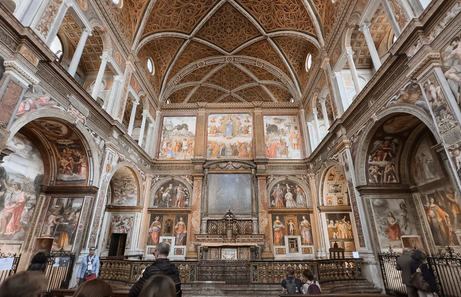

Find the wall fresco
[[269, 180, 309, 208], [110, 167, 138, 207], [263, 115, 302, 159], [150, 179, 190, 208], [147, 214, 188, 246], [159, 117, 196, 160]]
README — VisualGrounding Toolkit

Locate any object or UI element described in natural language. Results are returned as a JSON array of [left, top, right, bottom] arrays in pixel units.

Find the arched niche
[[108, 166, 139, 207], [267, 176, 311, 208], [149, 177, 192, 208], [321, 166, 349, 207]]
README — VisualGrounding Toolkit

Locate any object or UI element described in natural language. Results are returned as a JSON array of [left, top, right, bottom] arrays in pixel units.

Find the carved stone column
[[319, 98, 330, 130], [138, 175, 152, 250], [299, 108, 312, 156], [138, 111, 147, 147], [127, 100, 139, 136], [359, 23, 382, 71], [346, 47, 361, 95], [68, 28, 91, 77], [312, 108, 322, 143], [92, 52, 109, 100]]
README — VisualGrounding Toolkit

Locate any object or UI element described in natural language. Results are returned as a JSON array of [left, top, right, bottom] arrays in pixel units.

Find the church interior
[[0, 0, 461, 295]]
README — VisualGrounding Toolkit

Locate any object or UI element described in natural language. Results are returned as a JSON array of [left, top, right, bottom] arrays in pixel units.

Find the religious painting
[[207, 114, 253, 159], [388, 83, 430, 114], [370, 199, 419, 251], [158, 117, 196, 160], [147, 214, 188, 246], [207, 174, 252, 215], [150, 180, 190, 208], [106, 213, 135, 249], [14, 86, 61, 120], [269, 180, 308, 208], [263, 115, 302, 159], [41, 198, 83, 252], [411, 134, 442, 185], [422, 74, 458, 134], [55, 140, 88, 185], [272, 214, 313, 247], [109, 167, 138, 206], [325, 213, 355, 252], [448, 144, 461, 180], [0, 133, 44, 242], [366, 115, 420, 184], [442, 30, 461, 109], [422, 187, 461, 246], [402, 235, 424, 252]]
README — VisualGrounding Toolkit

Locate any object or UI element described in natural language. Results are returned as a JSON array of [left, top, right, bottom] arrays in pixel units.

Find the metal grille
[[44, 252, 75, 291], [0, 253, 20, 285], [379, 247, 461, 297]]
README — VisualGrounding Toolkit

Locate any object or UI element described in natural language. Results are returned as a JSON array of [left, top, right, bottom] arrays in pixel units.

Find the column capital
[[132, 100, 140, 106], [299, 108, 306, 115], [142, 110, 148, 117], [82, 27, 91, 35], [148, 122, 155, 128], [312, 107, 318, 115], [334, 71, 343, 78], [318, 97, 326, 104], [307, 122, 313, 127]]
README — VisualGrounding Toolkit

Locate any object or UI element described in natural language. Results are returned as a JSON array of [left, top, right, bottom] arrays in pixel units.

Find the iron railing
[[99, 258, 364, 285], [0, 253, 20, 285], [379, 247, 461, 297], [44, 252, 75, 291]]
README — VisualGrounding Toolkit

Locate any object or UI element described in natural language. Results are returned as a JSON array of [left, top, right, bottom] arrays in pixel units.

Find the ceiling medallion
[[77, 0, 88, 11]]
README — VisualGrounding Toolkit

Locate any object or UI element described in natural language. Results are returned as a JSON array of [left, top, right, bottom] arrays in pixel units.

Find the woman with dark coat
[[410, 250, 439, 297]]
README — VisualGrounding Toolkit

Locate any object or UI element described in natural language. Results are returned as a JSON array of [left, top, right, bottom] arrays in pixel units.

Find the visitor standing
[[139, 274, 176, 297], [281, 267, 302, 294], [301, 269, 321, 294], [396, 248, 417, 297], [410, 250, 439, 297], [27, 252, 47, 273], [129, 242, 181, 297], [77, 247, 100, 285]]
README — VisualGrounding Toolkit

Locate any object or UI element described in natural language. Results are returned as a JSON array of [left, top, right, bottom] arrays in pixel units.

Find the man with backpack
[[281, 267, 302, 294], [301, 269, 322, 294]]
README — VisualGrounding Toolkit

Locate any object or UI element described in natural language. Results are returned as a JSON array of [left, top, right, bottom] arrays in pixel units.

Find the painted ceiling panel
[[265, 84, 292, 102], [206, 64, 254, 91], [168, 86, 196, 103], [235, 85, 272, 102], [188, 86, 226, 103], [219, 95, 242, 103], [241, 64, 282, 83]]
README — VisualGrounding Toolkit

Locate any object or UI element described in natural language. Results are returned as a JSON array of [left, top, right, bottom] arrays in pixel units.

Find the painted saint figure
[[272, 184, 284, 208], [446, 188, 461, 230], [174, 185, 185, 208], [287, 219, 296, 235], [149, 216, 161, 245], [224, 120, 235, 138], [426, 197, 452, 245], [387, 211, 402, 241], [285, 188, 300, 208], [273, 216, 285, 246], [0, 181, 26, 235], [175, 217, 187, 245], [300, 216, 313, 245], [295, 185, 305, 206]]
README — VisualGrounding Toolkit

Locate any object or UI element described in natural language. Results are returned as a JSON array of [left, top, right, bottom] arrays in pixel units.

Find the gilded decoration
[[235, 85, 272, 102], [265, 84, 292, 102], [104, 0, 133, 45], [241, 64, 282, 83], [235, 0, 316, 36], [142, 0, 220, 37], [219, 95, 242, 103], [206, 64, 253, 91], [196, 3, 261, 52], [169, 42, 221, 80], [180, 64, 220, 84]]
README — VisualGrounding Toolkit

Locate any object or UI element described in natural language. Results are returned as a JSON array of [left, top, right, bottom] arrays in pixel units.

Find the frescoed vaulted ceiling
[[99, 0, 351, 104]]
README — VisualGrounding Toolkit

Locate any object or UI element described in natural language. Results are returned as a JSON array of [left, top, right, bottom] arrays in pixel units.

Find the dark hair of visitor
[[31, 252, 47, 264], [139, 274, 175, 297], [0, 271, 46, 297], [72, 279, 113, 297], [303, 269, 314, 281], [411, 249, 427, 261], [286, 266, 295, 276]]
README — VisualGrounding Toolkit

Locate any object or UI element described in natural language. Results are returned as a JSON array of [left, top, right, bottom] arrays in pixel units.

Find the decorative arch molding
[[149, 175, 193, 206], [162, 56, 300, 102], [316, 161, 346, 206], [266, 175, 312, 208], [8, 108, 102, 186], [342, 13, 361, 51], [89, 19, 112, 55], [353, 104, 441, 187], [106, 161, 144, 206]]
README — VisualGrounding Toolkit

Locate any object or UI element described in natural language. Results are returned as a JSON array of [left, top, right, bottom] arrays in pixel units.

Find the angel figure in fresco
[[368, 165, 382, 183], [387, 211, 402, 241], [175, 217, 187, 245], [272, 184, 284, 208], [446, 188, 461, 230], [273, 216, 285, 246], [425, 196, 452, 246], [149, 216, 161, 245], [300, 216, 313, 245], [15, 86, 60, 117]]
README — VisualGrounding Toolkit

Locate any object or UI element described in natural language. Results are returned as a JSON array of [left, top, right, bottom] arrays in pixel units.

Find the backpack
[[285, 278, 297, 294], [307, 281, 321, 294]]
